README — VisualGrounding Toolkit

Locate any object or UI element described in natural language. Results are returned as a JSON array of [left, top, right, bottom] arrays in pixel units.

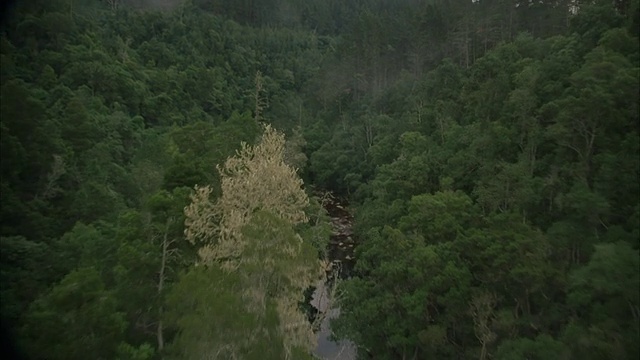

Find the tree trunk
[[157, 219, 173, 352]]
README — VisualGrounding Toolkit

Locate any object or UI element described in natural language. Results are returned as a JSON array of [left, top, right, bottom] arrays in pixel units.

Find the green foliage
[[0, 236, 51, 326], [165, 266, 287, 360], [566, 242, 640, 359], [55, 222, 112, 271], [327, 5, 639, 357], [21, 267, 127, 360], [297, 194, 332, 256], [399, 190, 474, 242], [116, 342, 155, 360], [1, 0, 637, 358], [495, 334, 570, 360]]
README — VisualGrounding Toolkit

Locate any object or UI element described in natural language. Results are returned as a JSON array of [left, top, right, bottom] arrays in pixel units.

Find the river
[[310, 194, 357, 360]]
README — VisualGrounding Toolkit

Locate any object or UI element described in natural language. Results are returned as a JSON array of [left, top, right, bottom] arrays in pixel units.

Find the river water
[[310, 194, 357, 360]]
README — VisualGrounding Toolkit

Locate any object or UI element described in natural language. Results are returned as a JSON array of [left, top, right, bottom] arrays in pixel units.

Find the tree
[[182, 124, 323, 358], [495, 334, 569, 360], [0, 236, 51, 330], [564, 242, 640, 359], [111, 189, 190, 355], [469, 291, 498, 360], [21, 267, 127, 360], [185, 125, 309, 264]]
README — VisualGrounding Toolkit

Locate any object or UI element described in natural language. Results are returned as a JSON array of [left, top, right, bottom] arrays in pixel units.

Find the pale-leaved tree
[[183, 124, 322, 358]]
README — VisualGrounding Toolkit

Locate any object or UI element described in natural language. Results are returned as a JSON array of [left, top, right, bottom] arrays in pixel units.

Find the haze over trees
[[0, 0, 638, 359]]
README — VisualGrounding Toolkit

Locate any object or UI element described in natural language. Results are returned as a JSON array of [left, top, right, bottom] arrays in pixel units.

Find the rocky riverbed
[[311, 194, 357, 360]]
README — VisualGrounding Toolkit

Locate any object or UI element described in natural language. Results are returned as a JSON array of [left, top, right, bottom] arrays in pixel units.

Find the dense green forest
[[0, 0, 638, 359]]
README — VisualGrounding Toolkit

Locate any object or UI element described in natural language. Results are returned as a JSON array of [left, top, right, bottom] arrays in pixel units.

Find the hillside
[[1, 1, 638, 359]]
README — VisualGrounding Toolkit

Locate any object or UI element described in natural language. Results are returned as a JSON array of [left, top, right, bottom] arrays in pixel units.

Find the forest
[[0, 0, 638, 359]]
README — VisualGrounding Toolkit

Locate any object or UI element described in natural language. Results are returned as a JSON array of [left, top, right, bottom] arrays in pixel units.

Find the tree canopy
[[0, 0, 638, 359]]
